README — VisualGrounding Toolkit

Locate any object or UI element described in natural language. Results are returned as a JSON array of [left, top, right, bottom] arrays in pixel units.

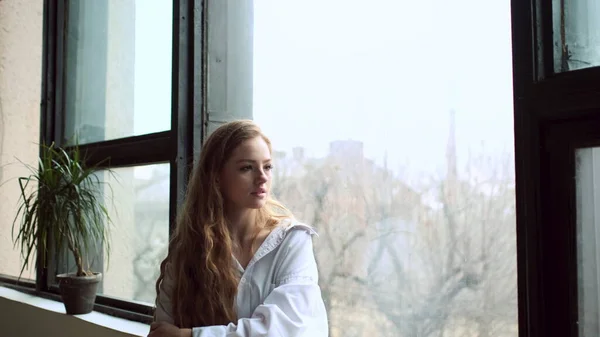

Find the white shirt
[[154, 219, 329, 337]]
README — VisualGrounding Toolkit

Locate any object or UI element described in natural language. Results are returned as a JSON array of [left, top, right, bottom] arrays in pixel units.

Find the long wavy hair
[[154, 120, 292, 328]]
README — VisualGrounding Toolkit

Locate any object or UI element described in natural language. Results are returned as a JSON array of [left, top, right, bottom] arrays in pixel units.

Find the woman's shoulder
[[270, 219, 320, 282], [278, 218, 318, 237], [252, 219, 316, 264], [272, 218, 318, 251]]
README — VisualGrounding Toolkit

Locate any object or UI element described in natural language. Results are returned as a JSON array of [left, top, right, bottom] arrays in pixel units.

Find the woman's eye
[[240, 165, 253, 171], [265, 165, 273, 171]]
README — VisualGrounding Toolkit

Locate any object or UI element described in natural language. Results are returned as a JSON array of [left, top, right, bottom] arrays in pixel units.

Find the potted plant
[[11, 142, 113, 315]]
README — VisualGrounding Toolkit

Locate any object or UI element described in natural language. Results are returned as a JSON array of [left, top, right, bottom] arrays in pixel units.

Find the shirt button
[[240, 277, 246, 283]]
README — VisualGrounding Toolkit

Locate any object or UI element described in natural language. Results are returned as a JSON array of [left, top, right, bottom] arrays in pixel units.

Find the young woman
[[148, 120, 329, 337]]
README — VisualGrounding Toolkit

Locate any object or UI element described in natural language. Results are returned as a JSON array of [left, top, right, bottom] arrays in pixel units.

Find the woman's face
[[219, 136, 272, 213]]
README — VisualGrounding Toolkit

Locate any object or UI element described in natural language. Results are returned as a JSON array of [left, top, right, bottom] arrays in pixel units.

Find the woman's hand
[[148, 322, 192, 337]]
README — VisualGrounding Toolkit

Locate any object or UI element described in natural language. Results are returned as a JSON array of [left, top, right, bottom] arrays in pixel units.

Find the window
[[96, 164, 170, 304], [576, 147, 600, 336], [52, 1, 176, 309], [6, 0, 597, 332], [514, 0, 600, 332], [63, 0, 173, 144], [2, 0, 201, 321], [553, 0, 600, 72], [211, 0, 518, 335]]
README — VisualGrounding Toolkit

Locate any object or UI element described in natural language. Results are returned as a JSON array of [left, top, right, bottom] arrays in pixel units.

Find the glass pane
[[63, 0, 172, 144], [553, 0, 600, 72], [575, 147, 600, 336], [252, 0, 517, 336], [98, 163, 170, 304]]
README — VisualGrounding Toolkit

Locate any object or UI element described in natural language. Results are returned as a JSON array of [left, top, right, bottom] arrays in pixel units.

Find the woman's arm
[[148, 322, 191, 337], [150, 262, 189, 337], [154, 261, 176, 324]]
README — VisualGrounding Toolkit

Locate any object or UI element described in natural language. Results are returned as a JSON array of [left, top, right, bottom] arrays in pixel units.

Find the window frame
[[512, 0, 600, 336], [0, 0, 206, 323]]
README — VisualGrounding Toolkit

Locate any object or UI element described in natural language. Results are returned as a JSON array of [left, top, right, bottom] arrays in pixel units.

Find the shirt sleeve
[[192, 229, 329, 337], [154, 261, 175, 324]]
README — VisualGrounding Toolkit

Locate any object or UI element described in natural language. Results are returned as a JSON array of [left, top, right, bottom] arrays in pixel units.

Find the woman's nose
[[256, 170, 268, 183]]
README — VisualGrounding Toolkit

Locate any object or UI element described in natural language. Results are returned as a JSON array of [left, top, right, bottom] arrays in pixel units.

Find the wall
[[0, 0, 43, 279]]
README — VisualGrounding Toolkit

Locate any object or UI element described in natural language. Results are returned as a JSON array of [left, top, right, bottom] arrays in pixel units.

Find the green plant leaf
[[9, 141, 115, 279]]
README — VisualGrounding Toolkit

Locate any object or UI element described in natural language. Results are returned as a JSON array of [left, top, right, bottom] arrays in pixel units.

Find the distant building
[[328, 140, 364, 162]]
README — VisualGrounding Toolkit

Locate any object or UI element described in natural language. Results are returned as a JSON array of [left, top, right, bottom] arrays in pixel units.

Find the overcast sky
[[131, 0, 515, 182], [253, 0, 514, 181]]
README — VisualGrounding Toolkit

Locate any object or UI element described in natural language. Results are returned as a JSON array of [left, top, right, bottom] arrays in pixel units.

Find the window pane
[[64, 0, 172, 144], [575, 147, 600, 336], [98, 163, 169, 304], [553, 0, 600, 72], [252, 0, 518, 336]]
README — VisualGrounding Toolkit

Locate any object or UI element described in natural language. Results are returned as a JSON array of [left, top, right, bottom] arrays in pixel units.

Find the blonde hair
[[154, 120, 291, 327]]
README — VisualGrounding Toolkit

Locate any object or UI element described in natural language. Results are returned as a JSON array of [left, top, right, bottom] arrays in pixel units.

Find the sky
[[130, 0, 515, 183], [252, 0, 515, 182], [132, 0, 172, 137]]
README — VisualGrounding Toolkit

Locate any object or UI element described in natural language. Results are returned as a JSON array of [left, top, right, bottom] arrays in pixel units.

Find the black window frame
[[0, 0, 205, 323], [512, 0, 600, 336]]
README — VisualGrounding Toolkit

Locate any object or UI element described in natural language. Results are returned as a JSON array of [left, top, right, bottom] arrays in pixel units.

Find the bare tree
[[273, 145, 517, 337], [363, 152, 517, 337], [272, 150, 418, 336]]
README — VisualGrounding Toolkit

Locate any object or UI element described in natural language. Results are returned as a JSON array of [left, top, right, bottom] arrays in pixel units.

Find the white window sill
[[0, 286, 150, 337]]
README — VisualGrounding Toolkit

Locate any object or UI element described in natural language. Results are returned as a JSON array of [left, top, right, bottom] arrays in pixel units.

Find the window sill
[[0, 286, 150, 337]]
